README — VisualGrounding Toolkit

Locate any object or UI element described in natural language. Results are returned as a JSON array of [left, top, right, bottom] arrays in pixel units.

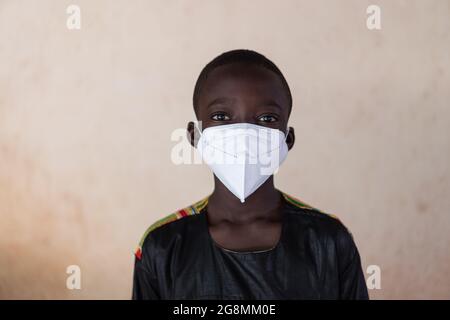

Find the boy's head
[[188, 49, 295, 150]]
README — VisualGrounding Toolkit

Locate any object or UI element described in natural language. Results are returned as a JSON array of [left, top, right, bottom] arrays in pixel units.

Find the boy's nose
[[231, 102, 258, 125], [232, 118, 257, 125]]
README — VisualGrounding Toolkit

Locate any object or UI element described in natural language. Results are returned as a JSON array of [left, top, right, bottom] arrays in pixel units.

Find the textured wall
[[0, 0, 449, 299]]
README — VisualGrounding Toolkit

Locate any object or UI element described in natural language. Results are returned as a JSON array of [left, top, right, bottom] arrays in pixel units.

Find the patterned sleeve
[[336, 224, 369, 300], [132, 235, 160, 300]]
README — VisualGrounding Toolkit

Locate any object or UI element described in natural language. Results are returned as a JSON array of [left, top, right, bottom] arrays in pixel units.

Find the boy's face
[[188, 63, 295, 150]]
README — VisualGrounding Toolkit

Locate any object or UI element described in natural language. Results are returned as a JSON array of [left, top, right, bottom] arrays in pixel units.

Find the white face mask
[[196, 122, 289, 203]]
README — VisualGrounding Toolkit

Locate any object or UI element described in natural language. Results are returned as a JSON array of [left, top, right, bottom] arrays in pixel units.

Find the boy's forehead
[[197, 63, 290, 110]]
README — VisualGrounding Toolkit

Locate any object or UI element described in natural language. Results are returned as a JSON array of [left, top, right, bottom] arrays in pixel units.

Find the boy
[[132, 49, 369, 299]]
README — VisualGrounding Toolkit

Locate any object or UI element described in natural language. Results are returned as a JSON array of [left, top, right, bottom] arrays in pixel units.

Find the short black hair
[[193, 49, 292, 118]]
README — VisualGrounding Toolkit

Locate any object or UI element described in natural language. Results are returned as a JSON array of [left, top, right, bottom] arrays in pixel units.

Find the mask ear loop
[[195, 121, 203, 134], [193, 121, 204, 148]]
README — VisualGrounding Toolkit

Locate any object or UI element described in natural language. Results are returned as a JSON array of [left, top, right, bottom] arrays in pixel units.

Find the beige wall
[[1, 0, 449, 299]]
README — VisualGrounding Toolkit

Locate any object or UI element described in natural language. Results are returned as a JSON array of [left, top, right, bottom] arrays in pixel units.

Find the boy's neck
[[207, 176, 282, 224]]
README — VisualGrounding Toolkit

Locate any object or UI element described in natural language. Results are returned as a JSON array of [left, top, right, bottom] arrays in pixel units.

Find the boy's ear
[[186, 121, 200, 148], [286, 126, 295, 151]]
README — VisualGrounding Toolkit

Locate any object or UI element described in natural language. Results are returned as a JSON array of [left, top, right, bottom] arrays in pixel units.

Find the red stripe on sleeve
[[179, 209, 188, 217], [135, 248, 142, 260]]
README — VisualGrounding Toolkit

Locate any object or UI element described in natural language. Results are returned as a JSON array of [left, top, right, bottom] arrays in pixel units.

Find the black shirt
[[132, 190, 369, 300]]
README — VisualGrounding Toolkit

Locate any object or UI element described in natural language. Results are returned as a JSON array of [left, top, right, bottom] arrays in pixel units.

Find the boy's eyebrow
[[206, 97, 284, 110], [206, 97, 234, 109], [260, 99, 282, 110]]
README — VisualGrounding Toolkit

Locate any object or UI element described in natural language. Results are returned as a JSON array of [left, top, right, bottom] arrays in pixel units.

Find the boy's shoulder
[[281, 191, 354, 241], [134, 195, 209, 260], [281, 191, 341, 221]]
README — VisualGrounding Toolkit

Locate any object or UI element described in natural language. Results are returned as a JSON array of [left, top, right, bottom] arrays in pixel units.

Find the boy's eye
[[211, 113, 231, 121], [257, 114, 278, 123]]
